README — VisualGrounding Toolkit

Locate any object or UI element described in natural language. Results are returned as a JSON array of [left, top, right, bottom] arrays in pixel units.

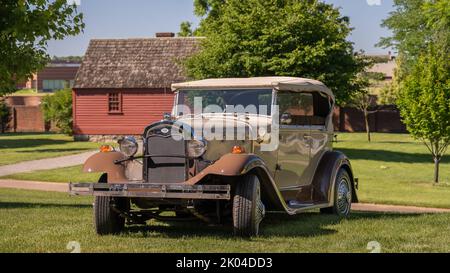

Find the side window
[[42, 80, 71, 92], [278, 92, 314, 126], [108, 92, 122, 113]]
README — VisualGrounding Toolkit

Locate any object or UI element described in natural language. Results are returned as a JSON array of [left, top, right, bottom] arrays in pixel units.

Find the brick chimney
[[156, 32, 175, 38]]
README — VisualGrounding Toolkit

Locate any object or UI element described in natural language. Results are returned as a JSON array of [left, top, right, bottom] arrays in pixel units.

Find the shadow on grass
[[122, 211, 424, 239], [0, 138, 70, 149], [336, 148, 446, 164], [0, 202, 91, 209]]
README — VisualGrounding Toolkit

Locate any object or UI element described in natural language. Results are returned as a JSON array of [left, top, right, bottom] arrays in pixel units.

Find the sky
[[47, 0, 395, 57]]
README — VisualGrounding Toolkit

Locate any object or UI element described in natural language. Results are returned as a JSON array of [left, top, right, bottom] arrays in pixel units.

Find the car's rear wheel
[[94, 174, 129, 235], [320, 168, 352, 217], [233, 174, 265, 237]]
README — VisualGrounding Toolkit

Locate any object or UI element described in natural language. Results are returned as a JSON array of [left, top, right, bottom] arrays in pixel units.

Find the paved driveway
[[0, 151, 96, 177]]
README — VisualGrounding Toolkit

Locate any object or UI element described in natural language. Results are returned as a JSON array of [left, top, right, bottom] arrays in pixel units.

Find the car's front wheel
[[320, 168, 352, 217], [232, 174, 265, 237], [94, 174, 129, 235]]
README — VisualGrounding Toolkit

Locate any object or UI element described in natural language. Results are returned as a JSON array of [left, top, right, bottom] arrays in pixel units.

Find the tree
[[51, 56, 83, 63], [0, 0, 84, 96], [0, 98, 11, 133], [397, 47, 450, 183], [41, 89, 73, 135], [178, 22, 194, 37], [379, 0, 449, 183], [184, 0, 370, 105], [378, 0, 450, 100], [352, 90, 377, 142], [350, 72, 378, 142]]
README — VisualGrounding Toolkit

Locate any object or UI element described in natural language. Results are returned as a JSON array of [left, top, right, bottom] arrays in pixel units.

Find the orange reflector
[[100, 145, 113, 153], [231, 145, 245, 154]]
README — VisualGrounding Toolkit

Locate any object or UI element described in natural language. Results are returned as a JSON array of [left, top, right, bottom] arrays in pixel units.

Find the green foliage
[[0, 99, 11, 133], [193, 0, 225, 20], [378, 0, 430, 63], [51, 56, 83, 63], [0, 0, 84, 96], [41, 89, 73, 135], [366, 55, 391, 64], [185, 0, 370, 105], [178, 21, 194, 37], [397, 47, 450, 182], [378, 0, 450, 94], [378, 83, 397, 105], [363, 72, 386, 82]]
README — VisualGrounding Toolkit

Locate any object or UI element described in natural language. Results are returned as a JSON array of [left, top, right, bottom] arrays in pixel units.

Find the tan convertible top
[[171, 77, 334, 101]]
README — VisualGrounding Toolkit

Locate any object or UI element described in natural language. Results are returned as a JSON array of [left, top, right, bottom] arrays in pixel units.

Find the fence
[[333, 105, 407, 133]]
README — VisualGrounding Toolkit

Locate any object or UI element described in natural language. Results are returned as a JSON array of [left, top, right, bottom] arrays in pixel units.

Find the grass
[[1, 188, 449, 253], [9, 89, 48, 96], [0, 133, 110, 166], [0, 165, 101, 183], [334, 133, 450, 208]]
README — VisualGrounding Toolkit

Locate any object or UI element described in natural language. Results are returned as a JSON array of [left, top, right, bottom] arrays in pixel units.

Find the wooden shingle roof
[[74, 38, 201, 89]]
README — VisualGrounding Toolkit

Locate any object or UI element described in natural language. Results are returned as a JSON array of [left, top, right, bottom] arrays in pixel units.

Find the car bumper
[[69, 182, 231, 200]]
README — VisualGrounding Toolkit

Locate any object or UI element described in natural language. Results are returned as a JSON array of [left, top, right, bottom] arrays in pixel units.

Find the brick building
[[16, 62, 80, 92]]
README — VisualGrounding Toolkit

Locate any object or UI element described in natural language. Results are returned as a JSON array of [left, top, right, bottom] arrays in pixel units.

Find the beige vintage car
[[70, 77, 358, 237]]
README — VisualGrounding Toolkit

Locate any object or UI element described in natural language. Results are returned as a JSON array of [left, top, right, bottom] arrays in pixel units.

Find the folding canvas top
[[171, 77, 334, 101]]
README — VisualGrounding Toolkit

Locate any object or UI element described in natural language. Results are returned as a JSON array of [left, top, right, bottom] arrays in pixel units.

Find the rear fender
[[83, 152, 128, 183], [311, 151, 358, 205]]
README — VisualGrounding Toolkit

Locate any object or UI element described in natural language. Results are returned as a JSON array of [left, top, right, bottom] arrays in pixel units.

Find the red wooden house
[[72, 34, 200, 139]]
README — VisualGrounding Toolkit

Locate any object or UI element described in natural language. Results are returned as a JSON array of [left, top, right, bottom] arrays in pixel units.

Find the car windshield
[[176, 89, 273, 116]]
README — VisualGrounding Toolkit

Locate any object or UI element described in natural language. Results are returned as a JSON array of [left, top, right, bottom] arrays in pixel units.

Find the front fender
[[83, 152, 128, 183], [186, 154, 288, 212], [186, 153, 266, 184]]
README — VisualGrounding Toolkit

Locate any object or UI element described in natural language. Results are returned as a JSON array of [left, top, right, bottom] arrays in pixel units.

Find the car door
[[275, 91, 314, 190]]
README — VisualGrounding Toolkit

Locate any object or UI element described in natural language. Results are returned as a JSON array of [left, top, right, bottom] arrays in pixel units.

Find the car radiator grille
[[145, 134, 186, 183]]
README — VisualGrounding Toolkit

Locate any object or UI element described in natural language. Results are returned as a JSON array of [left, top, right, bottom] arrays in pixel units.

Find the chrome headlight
[[187, 139, 207, 158], [119, 136, 138, 157]]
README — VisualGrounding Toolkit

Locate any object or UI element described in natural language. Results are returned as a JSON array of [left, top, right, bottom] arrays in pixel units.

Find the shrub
[[41, 89, 73, 135], [0, 99, 11, 133]]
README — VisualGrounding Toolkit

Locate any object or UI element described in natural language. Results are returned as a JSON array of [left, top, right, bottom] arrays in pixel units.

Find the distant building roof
[[368, 60, 396, 79], [48, 62, 81, 67], [74, 37, 201, 89]]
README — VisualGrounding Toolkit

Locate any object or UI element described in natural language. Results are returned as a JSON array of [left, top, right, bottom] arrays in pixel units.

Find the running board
[[286, 202, 330, 212]]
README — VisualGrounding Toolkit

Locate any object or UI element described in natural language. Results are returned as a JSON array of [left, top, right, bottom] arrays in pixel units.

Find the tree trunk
[[434, 157, 440, 184], [364, 110, 371, 142]]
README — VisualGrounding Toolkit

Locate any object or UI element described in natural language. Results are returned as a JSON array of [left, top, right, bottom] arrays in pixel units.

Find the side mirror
[[280, 113, 292, 125]]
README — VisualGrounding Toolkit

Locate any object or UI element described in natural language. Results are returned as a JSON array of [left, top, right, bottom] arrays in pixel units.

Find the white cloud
[[366, 0, 382, 6], [67, 0, 81, 5]]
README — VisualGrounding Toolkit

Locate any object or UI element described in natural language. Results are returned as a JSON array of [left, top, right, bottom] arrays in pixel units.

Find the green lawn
[[0, 188, 449, 253], [334, 133, 450, 208], [0, 165, 101, 183], [0, 133, 110, 166]]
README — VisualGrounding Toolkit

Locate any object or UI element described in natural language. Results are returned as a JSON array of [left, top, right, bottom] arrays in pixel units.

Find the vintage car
[[70, 77, 358, 237]]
